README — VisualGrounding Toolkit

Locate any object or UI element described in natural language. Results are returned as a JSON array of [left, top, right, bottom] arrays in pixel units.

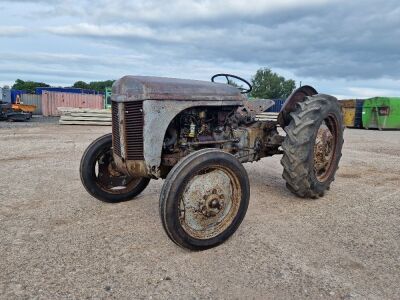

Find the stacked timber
[[58, 107, 111, 126], [255, 112, 279, 122]]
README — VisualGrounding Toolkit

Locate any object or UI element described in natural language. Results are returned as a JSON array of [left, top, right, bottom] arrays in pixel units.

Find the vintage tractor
[[80, 74, 344, 250]]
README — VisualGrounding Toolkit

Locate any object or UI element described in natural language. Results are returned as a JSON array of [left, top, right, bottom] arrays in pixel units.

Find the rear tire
[[80, 134, 150, 203], [160, 149, 250, 250], [281, 94, 344, 198]]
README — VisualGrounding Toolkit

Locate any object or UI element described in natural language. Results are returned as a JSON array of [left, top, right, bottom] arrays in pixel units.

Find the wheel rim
[[313, 114, 339, 182], [94, 148, 142, 194], [179, 165, 242, 240]]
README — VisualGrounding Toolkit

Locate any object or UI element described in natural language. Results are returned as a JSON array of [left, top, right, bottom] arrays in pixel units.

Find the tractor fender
[[277, 85, 318, 128]]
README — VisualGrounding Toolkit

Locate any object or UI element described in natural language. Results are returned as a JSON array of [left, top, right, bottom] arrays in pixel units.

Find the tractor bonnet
[[111, 75, 246, 102]]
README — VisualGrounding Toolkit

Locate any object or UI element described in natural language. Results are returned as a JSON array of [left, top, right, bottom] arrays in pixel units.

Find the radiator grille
[[125, 101, 144, 160], [111, 101, 121, 157]]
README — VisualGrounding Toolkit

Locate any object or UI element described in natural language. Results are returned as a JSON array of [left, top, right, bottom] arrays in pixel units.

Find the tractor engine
[[161, 106, 283, 167]]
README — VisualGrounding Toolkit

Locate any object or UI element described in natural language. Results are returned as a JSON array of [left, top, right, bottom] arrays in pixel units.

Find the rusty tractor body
[[80, 74, 344, 250]]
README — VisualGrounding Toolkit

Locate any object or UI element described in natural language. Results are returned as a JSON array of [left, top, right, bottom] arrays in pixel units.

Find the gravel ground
[[0, 120, 399, 299]]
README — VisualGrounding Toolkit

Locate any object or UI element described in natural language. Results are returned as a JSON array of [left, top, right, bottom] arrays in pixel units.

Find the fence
[[21, 94, 42, 115], [42, 92, 104, 116]]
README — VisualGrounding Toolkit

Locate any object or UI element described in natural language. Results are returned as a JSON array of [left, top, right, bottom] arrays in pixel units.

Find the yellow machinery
[[12, 96, 36, 113], [340, 99, 364, 128], [341, 100, 356, 127], [12, 103, 36, 113]]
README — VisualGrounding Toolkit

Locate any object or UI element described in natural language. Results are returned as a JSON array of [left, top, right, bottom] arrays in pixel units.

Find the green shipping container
[[362, 97, 400, 130]]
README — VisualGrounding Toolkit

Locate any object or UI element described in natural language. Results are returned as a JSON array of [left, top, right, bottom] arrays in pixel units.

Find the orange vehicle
[[12, 95, 36, 113], [0, 95, 35, 121], [11, 103, 36, 113]]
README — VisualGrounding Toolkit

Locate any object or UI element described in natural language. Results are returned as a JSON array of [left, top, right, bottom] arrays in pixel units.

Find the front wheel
[[80, 133, 150, 203], [281, 94, 344, 198], [160, 149, 250, 250]]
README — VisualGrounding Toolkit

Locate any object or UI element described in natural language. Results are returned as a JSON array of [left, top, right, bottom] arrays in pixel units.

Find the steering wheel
[[211, 73, 252, 94]]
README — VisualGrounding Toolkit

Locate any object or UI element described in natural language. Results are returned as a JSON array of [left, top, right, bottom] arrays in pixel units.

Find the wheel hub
[[199, 188, 225, 217], [96, 150, 138, 191], [179, 168, 241, 239], [314, 123, 334, 180], [107, 161, 123, 177]]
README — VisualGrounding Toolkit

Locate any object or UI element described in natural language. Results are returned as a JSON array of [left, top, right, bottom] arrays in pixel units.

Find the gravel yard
[[0, 119, 399, 299]]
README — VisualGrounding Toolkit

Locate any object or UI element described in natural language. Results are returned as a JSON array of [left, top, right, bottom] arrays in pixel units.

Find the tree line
[[9, 68, 296, 98], [10, 79, 115, 94]]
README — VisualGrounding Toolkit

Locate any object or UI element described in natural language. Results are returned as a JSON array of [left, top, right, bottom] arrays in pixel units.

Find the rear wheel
[[80, 134, 150, 203], [160, 149, 250, 250], [281, 94, 344, 198]]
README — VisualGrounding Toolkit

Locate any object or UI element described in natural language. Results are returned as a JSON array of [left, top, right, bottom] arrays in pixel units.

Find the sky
[[0, 0, 399, 99]]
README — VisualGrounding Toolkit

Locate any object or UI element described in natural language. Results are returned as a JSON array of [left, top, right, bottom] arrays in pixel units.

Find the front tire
[[160, 149, 250, 250], [281, 94, 344, 198], [80, 133, 150, 203]]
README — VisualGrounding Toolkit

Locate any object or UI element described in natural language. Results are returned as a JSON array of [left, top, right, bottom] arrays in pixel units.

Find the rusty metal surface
[[41, 92, 103, 117], [314, 123, 334, 181], [313, 114, 340, 182], [113, 155, 149, 178], [179, 167, 241, 239], [188, 139, 234, 146], [161, 153, 182, 166], [113, 154, 129, 175], [124, 101, 144, 160], [110, 75, 246, 178], [143, 100, 242, 177], [96, 146, 142, 194], [278, 85, 318, 127], [125, 160, 149, 178], [112, 76, 247, 102], [111, 102, 122, 157], [112, 101, 144, 161], [118, 102, 127, 159], [243, 99, 274, 115]]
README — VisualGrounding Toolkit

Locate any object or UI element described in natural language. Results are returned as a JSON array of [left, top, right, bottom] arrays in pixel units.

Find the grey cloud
[[86, 0, 331, 25], [0, 51, 151, 70], [1, 0, 399, 97], [43, 0, 400, 80]]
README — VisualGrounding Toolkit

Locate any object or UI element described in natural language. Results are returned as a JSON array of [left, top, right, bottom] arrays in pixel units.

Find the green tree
[[227, 78, 241, 88], [72, 81, 89, 89], [72, 80, 115, 92], [250, 68, 296, 99], [12, 79, 50, 93], [89, 80, 115, 92]]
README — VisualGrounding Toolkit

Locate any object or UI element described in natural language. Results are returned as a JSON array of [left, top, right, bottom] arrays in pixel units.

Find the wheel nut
[[210, 199, 219, 208]]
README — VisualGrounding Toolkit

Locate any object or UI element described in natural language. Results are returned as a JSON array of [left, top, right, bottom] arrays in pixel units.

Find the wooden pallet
[[255, 112, 279, 121], [58, 107, 111, 126]]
